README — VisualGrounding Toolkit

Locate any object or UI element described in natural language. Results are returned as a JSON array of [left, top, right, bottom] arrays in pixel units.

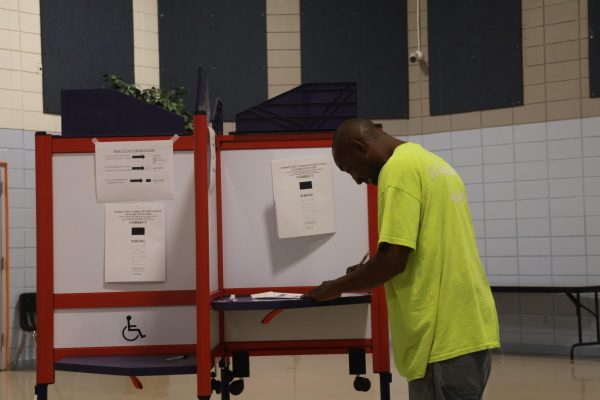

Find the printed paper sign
[[105, 203, 166, 282], [271, 158, 336, 238], [94, 140, 175, 202]]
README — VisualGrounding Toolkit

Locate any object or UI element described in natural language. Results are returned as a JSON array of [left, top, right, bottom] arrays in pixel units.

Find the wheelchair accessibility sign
[[122, 315, 146, 341]]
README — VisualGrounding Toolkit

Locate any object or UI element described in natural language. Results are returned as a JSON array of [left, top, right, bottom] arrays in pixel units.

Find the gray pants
[[408, 349, 492, 400]]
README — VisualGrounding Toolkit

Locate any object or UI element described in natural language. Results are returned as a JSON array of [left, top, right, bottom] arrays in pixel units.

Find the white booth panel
[[221, 148, 369, 288], [223, 304, 371, 342], [53, 152, 197, 293], [209, 187, 219, 292], [210, 310, 220, 350], [54, 306, 196, 348]]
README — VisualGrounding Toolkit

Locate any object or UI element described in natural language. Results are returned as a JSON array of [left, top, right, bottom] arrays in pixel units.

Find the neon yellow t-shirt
[[378, 142, 500, 382]]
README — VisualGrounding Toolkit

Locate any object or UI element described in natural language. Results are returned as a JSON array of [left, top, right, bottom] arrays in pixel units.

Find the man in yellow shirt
[[306, 118, 500, 399]]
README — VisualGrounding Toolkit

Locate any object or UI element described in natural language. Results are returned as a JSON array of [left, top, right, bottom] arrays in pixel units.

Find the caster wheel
[[353, 376, 371, 392], [211, 378, 222, 394], [221, 369, 234, 382], [230, 379, 245, 395]]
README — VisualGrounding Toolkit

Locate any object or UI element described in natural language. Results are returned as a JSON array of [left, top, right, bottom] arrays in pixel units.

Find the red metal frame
[[34, 129, 208, 397], [36, 134, 54, 385], [213, 132, 390, 374]]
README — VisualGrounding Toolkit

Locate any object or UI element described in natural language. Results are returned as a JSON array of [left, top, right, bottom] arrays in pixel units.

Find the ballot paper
[[104, 202, 166, 282], [94, 140, 175, 202], [271, 158, 336, 239], [251, 291, 303, 300], [340, 292, 369, 298]]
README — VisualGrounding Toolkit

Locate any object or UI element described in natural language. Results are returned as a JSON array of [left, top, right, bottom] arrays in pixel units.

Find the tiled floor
[[1, 353, 600, 399]]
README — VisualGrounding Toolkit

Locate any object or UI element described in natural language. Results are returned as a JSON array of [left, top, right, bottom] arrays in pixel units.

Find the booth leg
[[220, 380, 231, 400], [35, 383, 48, 400], [379, 373, 392, 400], [219, 359, 231, 400]]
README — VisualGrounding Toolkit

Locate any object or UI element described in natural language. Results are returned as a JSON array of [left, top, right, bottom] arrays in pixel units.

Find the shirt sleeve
[[377, 186, 421, 251]]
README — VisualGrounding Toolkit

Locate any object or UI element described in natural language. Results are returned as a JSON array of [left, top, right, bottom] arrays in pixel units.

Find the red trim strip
[[223, 339, 372, 356], [223, 348, 373, 357], [54, 291, 196, 309], [35, 133, 55, 384], [129, 376, 143, 390], [193, 115, 212, 397], [209, 289, 223, 301], [51, 135, 193, 153], [367, 185, 379, 255], [218, 132, 334, 151], [54, 344, 196, 360], [219, 132, 333, 144], [220, 140, 333, 151], [261, 309, 284, 324], [367, 184, 391, 373], [372, 287, 390, 372]]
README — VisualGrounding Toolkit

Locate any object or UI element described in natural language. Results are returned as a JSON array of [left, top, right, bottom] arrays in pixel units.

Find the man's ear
[[352, 137, 368, 154]]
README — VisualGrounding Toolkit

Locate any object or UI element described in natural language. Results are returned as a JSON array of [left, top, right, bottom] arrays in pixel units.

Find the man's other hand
[[304, 280, 342, 301]]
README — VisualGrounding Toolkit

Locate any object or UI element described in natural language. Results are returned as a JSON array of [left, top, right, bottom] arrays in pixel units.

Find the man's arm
[[305, 243, 412, 301]]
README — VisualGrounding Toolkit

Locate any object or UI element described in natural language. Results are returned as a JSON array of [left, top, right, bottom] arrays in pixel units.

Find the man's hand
[[304, 280, 342, 301]]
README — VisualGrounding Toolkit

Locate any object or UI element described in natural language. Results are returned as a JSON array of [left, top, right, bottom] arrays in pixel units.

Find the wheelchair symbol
[[122, 315, 146, 341]]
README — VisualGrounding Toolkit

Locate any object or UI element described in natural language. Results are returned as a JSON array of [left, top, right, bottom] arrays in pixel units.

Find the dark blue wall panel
[[40, 0, 134, 114], [159, 0, 267, 121], [428, 0, 523, 115], [300, 0, 408, 119]]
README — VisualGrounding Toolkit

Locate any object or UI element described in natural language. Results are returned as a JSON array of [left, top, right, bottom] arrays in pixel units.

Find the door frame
[[0, 161, 9, 370]]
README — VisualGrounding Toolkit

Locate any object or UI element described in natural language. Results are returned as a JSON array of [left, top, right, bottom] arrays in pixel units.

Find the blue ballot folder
[[211, 292, 370, 311]]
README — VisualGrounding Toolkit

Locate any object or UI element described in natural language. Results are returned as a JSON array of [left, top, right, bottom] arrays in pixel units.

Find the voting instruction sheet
[[94, 140, 175, 202]]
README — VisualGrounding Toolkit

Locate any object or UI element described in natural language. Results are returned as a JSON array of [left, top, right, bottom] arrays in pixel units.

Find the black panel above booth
[[158, 0, 267, 121], [61, 89, 184, 137], [235, 82, 357, 134], [40, 0, 134, 115], [300, 0, 408, 119], [428, 0, 523, 115]]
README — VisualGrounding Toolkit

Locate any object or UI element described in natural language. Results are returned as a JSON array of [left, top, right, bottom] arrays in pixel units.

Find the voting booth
[[34, 114, 391, 399], [34, 114, 215, 399], [208, 132, 391, 398]]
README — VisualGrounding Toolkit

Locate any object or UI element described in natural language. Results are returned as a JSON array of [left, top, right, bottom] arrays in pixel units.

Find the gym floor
[[1, 352, 600, 399]]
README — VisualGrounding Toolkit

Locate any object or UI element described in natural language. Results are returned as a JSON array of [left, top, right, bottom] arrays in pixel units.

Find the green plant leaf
[[103, 74, 193, 134]]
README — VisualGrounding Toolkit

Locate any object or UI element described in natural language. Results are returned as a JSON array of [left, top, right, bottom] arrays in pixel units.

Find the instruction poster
[[105, 203, 166, 282], [94, 140, 175, 202], [271, 157, 336, 239]]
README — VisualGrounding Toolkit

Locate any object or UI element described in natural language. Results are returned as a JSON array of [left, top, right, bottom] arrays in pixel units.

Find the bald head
[[331, 118, 403, 186], [333, 118, 379, 151]]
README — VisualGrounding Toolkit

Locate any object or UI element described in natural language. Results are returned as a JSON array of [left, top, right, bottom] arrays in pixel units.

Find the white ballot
[[251, 291, 303, 300], [271, 157, 336, 239], [94, 140, 175, 202], [105, 203, 166, 282]]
